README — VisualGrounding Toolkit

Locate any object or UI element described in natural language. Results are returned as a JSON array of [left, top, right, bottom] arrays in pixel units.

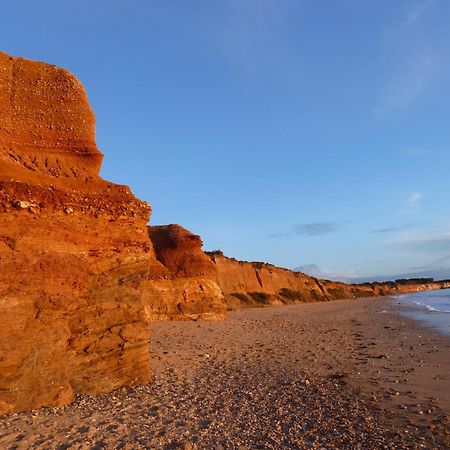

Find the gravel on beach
[[0, 298, 448, 449]]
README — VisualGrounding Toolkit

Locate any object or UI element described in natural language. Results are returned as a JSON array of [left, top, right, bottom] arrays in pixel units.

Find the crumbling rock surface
[[148, 225, 217, 278], [143, 225, 226, 321], [207, 251, 390, 309], [0, 51, 153, 414], [1, 50, 443, 416], [207, 252, 448, 310], [0, 51, 102, 183]]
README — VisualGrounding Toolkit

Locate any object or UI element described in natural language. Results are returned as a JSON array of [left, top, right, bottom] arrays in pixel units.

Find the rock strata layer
[[0, 52, 102, 182], [207, 252, 448, 310], [207, 251, 389, 309], [143, 225, 226, 321], [0, 51, 153, 414], [1, 51, 446, 416]]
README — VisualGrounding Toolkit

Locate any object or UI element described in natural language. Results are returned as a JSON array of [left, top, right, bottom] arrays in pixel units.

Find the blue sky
[[2, 0, 449, 281]]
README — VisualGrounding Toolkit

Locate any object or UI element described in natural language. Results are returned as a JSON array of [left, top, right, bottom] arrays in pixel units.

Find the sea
[[394, 288, 450, 336]]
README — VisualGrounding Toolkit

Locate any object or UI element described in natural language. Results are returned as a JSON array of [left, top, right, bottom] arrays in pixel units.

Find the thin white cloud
[[374, 0, 439, 117], [408, 192, 424, 205], [294, 222, 342, 237], [375, 52, 437, 116], [389, 231, 450, 253], [218, 0, 299, 81], [371, 223, 419, 234], [294, 264, 358, 281], [410, 254, 450, 271], [400, 146, 430, 157], [268, 221, 346, 239], [403, 0, 436, 28]]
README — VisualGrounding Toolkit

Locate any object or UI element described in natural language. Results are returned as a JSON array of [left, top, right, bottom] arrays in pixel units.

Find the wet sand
[[0, 297, 448, 449]]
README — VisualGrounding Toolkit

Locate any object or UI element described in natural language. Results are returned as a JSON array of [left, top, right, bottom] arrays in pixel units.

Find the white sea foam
[[396, 288, 450, 335], [401, 289, 450, 313]]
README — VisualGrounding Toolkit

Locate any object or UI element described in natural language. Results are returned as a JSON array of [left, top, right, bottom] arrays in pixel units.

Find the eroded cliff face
[[143, 225, 226, 321], [0, 51, 153, 414], [388, 282, 448, 294], [207, 252, 390, 309], [0, 52, 102, 183], [1, 50, 444, 415]]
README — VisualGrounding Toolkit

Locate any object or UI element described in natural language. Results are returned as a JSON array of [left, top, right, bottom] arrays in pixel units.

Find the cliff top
[[0, 51, 103, 186]]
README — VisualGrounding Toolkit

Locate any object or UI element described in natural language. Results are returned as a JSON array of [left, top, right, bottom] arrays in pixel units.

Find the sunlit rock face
[[0, 51, 102, 181], [207, 251, 389, 309], [0, 51, 153, 414], [143, 225, 227, 321]]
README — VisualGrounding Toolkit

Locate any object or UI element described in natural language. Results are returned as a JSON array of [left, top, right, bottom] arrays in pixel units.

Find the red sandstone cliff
[[0, 52, 227, 414], [206, 251, 448, 310], [143, 225, 226, 321], [1, 50, 445, 416], [0, 51, 156, 414], [207, 251, 392, 309]]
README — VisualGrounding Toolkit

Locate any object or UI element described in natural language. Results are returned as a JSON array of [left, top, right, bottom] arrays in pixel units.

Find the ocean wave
[[422, 304, 450, 313], [411, 298, 450, 314], [395, 288, 450, 336]]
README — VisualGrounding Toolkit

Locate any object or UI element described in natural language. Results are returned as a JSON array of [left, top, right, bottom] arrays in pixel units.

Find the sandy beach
[[0, 297, 448, 449]]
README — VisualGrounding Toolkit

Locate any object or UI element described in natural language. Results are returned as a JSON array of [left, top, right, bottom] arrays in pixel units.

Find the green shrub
[[249, 292, 271, 304], [279, 288, 303, 301], [229, 292, 249, 302]]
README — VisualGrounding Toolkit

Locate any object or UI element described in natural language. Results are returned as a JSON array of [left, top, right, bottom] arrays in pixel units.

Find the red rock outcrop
[[142, 225, 226, 321], [388, 282, 448, 294], [2, 50, 445, 416], [207, 251, 390, 309], [0, 51, 154, 414], [149, 225, 218, 278], [0, 52, 102, 183]]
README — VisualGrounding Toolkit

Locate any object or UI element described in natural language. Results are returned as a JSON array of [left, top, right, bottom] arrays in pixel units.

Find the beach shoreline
[[0, 297, 448, 448], [392, 289, 450, 337]]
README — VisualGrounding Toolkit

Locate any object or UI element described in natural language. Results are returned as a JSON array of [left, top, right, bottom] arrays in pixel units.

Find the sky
[[2, 0, 450, 281]]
